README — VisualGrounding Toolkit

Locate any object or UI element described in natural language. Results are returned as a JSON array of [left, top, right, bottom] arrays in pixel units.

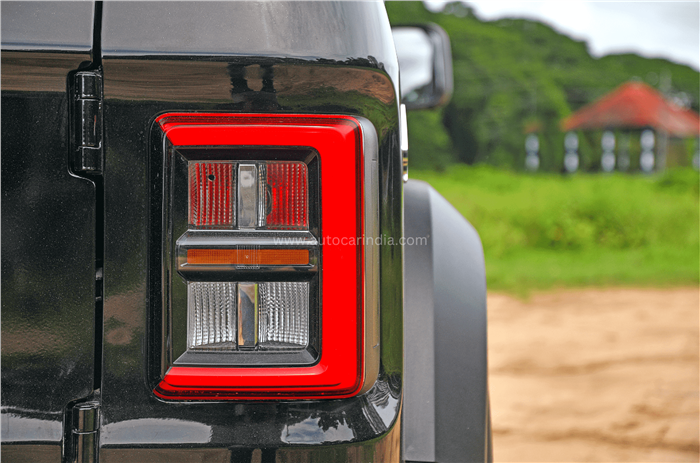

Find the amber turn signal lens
[[187, 248, 309, 266]]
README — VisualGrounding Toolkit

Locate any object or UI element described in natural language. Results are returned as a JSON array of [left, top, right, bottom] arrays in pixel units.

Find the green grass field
[[411, 166, 699, 295]]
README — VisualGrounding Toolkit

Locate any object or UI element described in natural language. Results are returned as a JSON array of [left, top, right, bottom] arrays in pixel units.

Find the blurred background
[[387, 2, 699, 461]]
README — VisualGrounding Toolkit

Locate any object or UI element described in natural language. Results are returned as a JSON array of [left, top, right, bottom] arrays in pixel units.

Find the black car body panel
[[1, 2, 97, 460]]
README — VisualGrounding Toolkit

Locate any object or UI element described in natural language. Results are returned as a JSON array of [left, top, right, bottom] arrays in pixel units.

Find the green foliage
[[656, 167, 700, 195], [411, 166, 699, 293], [385, 2, 700, 171]]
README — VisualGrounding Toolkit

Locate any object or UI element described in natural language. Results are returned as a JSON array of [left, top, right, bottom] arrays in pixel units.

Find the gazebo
[[561, 81, 700, 171]]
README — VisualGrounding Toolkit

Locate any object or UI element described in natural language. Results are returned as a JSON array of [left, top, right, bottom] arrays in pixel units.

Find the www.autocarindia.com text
[[273, 236, 428, 246]]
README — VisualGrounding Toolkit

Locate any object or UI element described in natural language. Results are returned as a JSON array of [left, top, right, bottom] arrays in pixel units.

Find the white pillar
[[525, 134, 540, 171], [601, 130, 616, 172], [564, 131, 579, 173], [640, 129, 655, 173]]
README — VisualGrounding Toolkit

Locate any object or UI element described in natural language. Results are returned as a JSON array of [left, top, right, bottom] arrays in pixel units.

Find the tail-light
[[153, 113, 379, 400]]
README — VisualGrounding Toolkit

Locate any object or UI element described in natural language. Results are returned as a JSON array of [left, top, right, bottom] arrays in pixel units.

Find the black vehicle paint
[[1, 2, 98, 460]]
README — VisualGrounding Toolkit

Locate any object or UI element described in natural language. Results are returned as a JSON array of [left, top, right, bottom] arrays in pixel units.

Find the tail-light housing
[[152, 113, 379, 400]]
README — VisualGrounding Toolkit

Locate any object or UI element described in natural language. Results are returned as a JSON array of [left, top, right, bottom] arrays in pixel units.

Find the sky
[[424, 1, 700, 71]]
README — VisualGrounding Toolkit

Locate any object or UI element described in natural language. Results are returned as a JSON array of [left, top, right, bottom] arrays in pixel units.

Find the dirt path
[[488, 288, 699, 462]]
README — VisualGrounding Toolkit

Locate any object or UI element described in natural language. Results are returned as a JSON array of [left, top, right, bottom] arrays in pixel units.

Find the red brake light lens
[[266, 161, 308, 230], [189, 162, 234, 227]]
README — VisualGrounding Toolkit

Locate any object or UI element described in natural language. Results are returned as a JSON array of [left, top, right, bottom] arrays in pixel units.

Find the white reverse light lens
[[186, 281, 310, 351], [258, 282, 309, 349], [188, 282, 237, 350]]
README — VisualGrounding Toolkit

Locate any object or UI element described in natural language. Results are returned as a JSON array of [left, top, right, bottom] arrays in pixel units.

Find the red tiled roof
[[561, 81, 700, 137]]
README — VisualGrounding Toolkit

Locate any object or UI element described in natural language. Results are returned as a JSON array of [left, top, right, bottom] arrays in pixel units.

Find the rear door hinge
[[68, 401, 100, 463], [71, 71, 103, 174]]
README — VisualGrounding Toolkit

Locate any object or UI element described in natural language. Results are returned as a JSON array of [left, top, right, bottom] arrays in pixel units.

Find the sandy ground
[[488, 287, 699, 462]]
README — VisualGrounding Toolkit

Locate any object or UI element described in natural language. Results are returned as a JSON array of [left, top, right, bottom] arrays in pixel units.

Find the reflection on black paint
[[2, 50, 96, 445], [227, 64, 280, 112]]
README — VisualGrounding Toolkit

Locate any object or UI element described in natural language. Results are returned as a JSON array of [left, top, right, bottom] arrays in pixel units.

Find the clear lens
[[187, 281, 309, 351], [237, 164, 258, 229], [188, 282, 237, 350], [258, 282, 309, 349]]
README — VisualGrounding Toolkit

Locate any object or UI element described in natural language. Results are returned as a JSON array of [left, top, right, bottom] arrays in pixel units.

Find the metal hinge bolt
[[72, 71, 103, 174], [71, 401, 100, 463]]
